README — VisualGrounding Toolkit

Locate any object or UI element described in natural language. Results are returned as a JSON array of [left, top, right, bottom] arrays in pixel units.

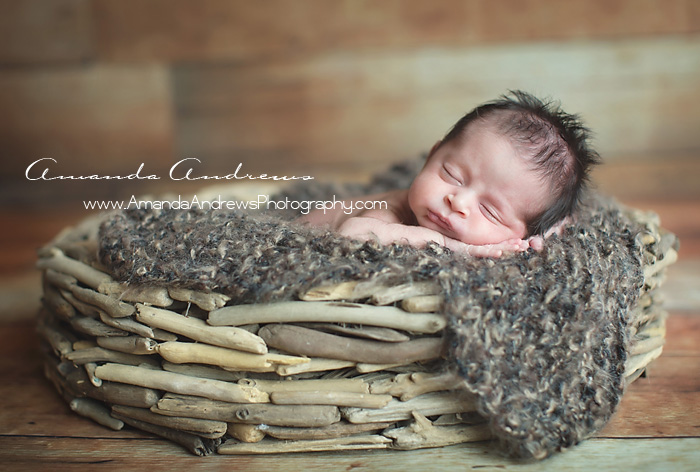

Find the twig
[[42, 283, 76, 320], [237, 378, 368, 394], [369, 371, 463, 401], [153, 394, 340, 427], [136, 304, 267, 354], [65, 346, 159, 367], [271, 391, 392, 409], [401, 295, 442, 313], [259, 324, 443, 364], [112, 405, 227, 437], [370, 282, 440, 306], [209, 301, 446, 334], [69, 315, 130, 338], [276, 358, 355, 376], [296, 322, 409, 343], [625, 346, 664, 377], [260, 421, 394, 441], [162, 361, 247, 382], [342, 391, 476, 424], [227, 423, 265, 443], [63, 368, 161, 408], [299, 281, 359, 301], [156, 341, 307, 372], [84, 362, 102, 387], [112, 412, 216, 456], [37, 247, 121, 295], [384, 412, 491, 450], [119, 285, 173, 307], [168, 287, 230, 312], [36, 314, 75, 356], [69, 285, 135, 318], [69, 398, 123, 430], [96, 336, 157, 355], [94, 363, 269, 403]]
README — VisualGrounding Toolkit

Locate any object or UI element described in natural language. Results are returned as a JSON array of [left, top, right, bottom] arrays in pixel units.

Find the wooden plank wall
[[2, 1, 699, 193], [0, 1, 699, 274]]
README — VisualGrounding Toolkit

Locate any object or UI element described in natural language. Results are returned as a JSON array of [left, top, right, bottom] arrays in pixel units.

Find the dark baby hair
[[441, 90, 601, 236]]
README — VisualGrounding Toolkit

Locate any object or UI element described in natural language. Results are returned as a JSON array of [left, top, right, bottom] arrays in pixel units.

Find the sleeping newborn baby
[[299, 91, 599, 257]]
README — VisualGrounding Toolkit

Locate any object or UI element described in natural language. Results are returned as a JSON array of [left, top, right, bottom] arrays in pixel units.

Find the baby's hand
[[527, 216, 574, 252]]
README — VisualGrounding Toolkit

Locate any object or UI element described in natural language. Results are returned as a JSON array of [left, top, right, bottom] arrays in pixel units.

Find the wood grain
[[172, 37, 700, 178], [0, 65, 175, 179], [92, 0, 693, 62], [0, 0, 93, 65]]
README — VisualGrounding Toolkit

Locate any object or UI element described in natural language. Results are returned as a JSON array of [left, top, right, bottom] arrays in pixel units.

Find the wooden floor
[[0, 161, 699, 471]]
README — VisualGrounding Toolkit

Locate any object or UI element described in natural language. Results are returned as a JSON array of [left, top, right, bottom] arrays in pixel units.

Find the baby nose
[[446, 193, 470, 218]]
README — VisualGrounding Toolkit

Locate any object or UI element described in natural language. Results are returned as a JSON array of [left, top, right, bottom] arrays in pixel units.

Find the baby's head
[[408, 90, 600, 245]]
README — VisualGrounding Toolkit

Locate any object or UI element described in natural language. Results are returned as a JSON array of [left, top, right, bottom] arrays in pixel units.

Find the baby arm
[[338, 215, 525, 257], [298, 190, 528, 257]]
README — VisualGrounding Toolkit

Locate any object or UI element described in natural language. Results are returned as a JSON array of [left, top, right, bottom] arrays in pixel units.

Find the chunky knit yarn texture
[[99, 159, 649, 459]]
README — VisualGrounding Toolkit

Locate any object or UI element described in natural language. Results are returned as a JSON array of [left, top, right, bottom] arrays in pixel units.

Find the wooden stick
[[299, 281, 359, 301], [384, 412, 492, 450], [260, 421, 394, 441], [135, 304, 267, 354], [625, 346, 664, 377], [59, 289, 100, 318], [276, 358, 356, 376], [401, 295, 442, 313], [65, 346, 159, 367], [69, 398, 123, 431], [237, 378, 369, 394], [119, 285, 173, 307], [69, 315, 130, 338], [356, 362, 410, 373], [63, 368, 161, 408], [297, 322, 409, 342], [94, 363, 269, 403], [42, 286, 76, 320], [168, 287, 230, 312], [43, 268, 78, 291], [96, 336, 157, 355], [259, 324, 443, 364], [156, 341, 307, 372], [271, 391, 392, 409], [70, 285, 135, 318], [98, 311, 155, 339], [342, 391, 476, 424], [369, 371, 463, 401], [36, 316, 75, 356], [644, 248, 678, 280], [227, 423, 265, 443], [84, 362, 102, 387], [37, 247, 122, 295], [73, 340, 96, 350], [151, 328, 180, 342], [370, 281, 441, 306], [112, 412, 216, 456], [629, 335, 666, 356], [162, 361, 247, 382], [209, 301, 446, 334], [112, 405, 227, 437], [217, 435, 390, 454], [153, 394, 340, 427]]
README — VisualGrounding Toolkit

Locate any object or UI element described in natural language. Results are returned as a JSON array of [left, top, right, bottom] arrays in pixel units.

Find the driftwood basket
[[36, 203, 677, 457]]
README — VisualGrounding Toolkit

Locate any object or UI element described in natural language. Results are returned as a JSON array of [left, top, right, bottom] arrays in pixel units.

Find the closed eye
[[442, 165, 462, 185], [481, 204, 501, 224]]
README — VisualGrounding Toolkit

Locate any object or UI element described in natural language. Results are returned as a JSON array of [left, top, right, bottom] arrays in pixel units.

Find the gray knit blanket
[[99, 158, 649, 459]]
